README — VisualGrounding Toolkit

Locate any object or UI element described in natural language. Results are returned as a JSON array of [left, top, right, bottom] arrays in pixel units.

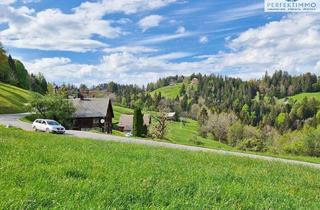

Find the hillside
[[0, 82, 36, 114], [112, 105, 231, 150], [0, 126, 319, 209], [150, 83, 183, 99], [288, 92, 320, 102]]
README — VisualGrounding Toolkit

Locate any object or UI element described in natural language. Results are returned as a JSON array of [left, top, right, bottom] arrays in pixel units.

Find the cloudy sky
[[0, 0, 319, 86]]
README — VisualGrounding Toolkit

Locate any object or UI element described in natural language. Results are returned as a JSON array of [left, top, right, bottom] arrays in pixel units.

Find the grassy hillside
[[0, 82, 36, 114], [150, 83, 183, 99], [1, 126, 320, 209], [113, 105, 231, 150], [113, 105, 134, 123], [288, 92, 320, 102]]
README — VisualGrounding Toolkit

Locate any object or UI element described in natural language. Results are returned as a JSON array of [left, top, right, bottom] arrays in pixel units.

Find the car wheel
[[46, 128, 50, 133], [33, 126, 37, 132]]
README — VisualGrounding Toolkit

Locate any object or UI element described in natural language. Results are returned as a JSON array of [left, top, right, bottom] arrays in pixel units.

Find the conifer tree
[[133, 107, 144, 137]]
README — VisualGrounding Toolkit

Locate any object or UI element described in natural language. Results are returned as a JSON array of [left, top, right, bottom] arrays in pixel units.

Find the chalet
[[70, 97, 114, 133], [118, 114, 151, 132]]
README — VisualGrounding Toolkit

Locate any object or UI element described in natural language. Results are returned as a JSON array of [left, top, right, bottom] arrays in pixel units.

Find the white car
[[32, 119, 65, 134], [125, 132, 133, 137]]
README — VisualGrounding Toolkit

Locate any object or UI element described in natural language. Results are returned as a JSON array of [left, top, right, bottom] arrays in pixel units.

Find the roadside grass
[[150, 83, 183, 99], [0, 82, 36, 114], [0, 126, 320, 209]]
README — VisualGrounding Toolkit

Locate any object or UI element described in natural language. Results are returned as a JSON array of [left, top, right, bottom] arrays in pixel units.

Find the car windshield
[[46, 120, 60, 126]]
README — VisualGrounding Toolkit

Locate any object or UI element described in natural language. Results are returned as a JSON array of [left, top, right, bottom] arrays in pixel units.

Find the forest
[[0, 43, 48, 95]]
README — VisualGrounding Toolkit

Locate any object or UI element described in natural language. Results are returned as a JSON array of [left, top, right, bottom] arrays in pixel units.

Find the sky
[[0, 0, 319, 86]]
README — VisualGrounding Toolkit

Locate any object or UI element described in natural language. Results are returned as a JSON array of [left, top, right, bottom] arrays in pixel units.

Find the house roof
[[70, 98, 111, 118], [167, 112, 176, 118], [118, 114, 151, 131]]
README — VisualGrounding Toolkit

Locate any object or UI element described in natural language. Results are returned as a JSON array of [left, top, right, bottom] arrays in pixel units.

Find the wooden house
[[70, 97, 114, 133]]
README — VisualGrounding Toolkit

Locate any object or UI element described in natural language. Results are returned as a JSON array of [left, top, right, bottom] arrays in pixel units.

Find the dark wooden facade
[[71, 98, 114, 134]]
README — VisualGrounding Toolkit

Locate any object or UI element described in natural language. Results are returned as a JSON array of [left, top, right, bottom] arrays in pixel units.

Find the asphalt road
[[1, 113, 320, 169]]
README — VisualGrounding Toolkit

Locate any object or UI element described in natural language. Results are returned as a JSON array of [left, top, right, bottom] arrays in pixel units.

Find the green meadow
[[0, 126, 319, 209], [0, 82, 36, 114], [150, 83, 183, 99], [289, 92, 320, 102]]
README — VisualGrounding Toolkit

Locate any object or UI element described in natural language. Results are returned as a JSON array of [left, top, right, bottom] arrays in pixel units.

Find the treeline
[[0, 43, 48, 94]]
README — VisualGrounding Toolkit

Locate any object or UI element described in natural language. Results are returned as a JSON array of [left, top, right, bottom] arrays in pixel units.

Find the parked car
[[125, 132, 133, 137], [32, 119, 65, 134]]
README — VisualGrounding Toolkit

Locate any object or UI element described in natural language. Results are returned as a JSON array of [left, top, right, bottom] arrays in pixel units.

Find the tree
[[179, 83, 186, 96], [150, 109, 170, 139], [30, 94, 75, 128], [199, 107, 208, 126], [227, 121, 244, 146], [132, 107, 144, 137]]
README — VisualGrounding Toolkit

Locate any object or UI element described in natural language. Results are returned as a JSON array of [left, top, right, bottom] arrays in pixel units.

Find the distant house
[[118, 114, 151, 132], [191, 78, 199, 85], [166, 112, 176, 120], [70, 97, 114, 133]]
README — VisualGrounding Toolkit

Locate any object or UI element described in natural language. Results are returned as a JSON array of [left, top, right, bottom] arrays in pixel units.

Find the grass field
[[113, 105, 134, 123], [150, 83, 183, 99], [288, 92, 320, 102], [0, 82, 36, 114], [0, 126, 320, 209]]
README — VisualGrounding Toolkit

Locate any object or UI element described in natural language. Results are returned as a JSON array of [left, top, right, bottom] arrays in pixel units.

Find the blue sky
[[0, 0, 319, 85]]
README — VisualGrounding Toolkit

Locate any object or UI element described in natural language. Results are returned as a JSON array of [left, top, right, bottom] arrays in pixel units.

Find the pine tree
[[133, 107, 144, 137]]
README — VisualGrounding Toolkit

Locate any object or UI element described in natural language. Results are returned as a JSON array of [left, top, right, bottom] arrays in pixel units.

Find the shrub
[[227, 121, 244, 146], [237, 138, 266, 152], [302, 128, 320, 157], [207, 112, 238, 142], [243, 125, 261, 140]]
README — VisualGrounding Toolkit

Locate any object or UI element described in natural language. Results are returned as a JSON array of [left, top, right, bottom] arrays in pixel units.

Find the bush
[[237, 138, 266, 152], [303, 128, 320, 157], [227, 121, 244, 146]]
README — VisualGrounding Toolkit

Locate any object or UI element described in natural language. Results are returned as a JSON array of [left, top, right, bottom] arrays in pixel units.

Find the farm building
[[118, 114, 151, 132], [70, 97, 114, 133]]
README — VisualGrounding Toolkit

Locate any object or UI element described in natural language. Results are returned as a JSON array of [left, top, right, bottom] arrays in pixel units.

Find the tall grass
[[0, 126, 320, 209]]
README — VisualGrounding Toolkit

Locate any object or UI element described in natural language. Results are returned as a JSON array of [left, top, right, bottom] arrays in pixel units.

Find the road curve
[[1, 113, 320, 169]]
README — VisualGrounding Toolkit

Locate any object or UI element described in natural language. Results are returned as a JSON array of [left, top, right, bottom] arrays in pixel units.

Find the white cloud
[[205, 14, 320, 78], [137, 32, 194, 45], [0, 0, 15, 5], [199, 36, 208, 44], [21, 0, 41, 3], [138, 15, 164, 32], [103, 46, 158, 54], [210, 3, 264, 23], [176, 26, 186, 34], [0, 0, 178, 52], [75, 0, 178, 17]]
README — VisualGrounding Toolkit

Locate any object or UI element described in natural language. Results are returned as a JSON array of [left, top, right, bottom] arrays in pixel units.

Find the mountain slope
[[0, 82, 36, 114]]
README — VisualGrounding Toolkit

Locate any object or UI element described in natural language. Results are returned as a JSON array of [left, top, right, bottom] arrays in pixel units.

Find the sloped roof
[[70, 98, 111, 118], [118, 114, 151, 131]]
